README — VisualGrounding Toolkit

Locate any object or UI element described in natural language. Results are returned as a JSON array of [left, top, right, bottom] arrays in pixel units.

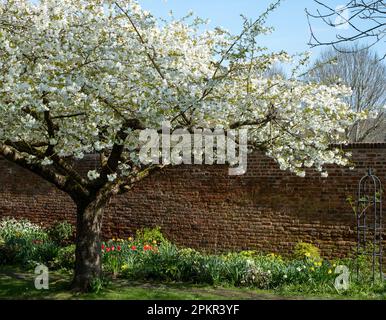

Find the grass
[[0, 266, 284, 300], [0, 266, 385, 300], [277, 282, 386, 300]]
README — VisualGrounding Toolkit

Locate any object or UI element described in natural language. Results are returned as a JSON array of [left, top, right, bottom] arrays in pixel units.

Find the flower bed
[[0, 218, 74, 269], [0, 218, 384, 297]]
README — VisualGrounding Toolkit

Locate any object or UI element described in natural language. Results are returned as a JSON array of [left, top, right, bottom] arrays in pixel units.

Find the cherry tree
[[0, 0, 358, 291]]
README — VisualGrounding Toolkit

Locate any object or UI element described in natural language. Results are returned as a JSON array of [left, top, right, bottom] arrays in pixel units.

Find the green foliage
[[33, 241, 59, 265], [240, 260, 272, 288], [0, 218, 60, 267], [120, 243, 277, 289], [50, 245, 75, 270], [102, 228, 168, 276], [239, 250, 258, 258], [0, 218, 48, 242], [139, 242, 181, 281], [0, 239, 13, 265], [102, 247, 122, 276], [2, 219, 384, 298], [89, 276, 111, 294], [135, 226, 167, 245], [111, 237, 357, 293], [47, 221, 74, 246], [293, 242, 321, 262]]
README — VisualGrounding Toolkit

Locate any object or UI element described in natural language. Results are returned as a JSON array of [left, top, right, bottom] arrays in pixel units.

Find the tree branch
[[0, 143, 68, 192]]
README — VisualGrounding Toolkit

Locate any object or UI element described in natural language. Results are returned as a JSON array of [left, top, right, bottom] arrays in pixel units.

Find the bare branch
[[306, 44, 386, 142], [306, 0, 385, 55]]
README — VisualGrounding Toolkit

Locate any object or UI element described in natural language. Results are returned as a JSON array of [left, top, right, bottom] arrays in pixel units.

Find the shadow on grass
[[0, 266, 286, 300], [2, 266, 380, 300]]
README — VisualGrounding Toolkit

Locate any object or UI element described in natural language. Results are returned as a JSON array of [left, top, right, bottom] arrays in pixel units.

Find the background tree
[[0, 0, 357, 291], [306, 0, 386, 59], [263, 63, 288, 79], [307, 44, 386, 142]]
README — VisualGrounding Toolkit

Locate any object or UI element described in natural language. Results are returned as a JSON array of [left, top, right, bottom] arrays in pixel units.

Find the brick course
[[1, 144, 386, 259]]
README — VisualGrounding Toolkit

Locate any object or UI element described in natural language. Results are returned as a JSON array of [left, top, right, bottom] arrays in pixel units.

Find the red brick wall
[[1, 144, 385, 259]]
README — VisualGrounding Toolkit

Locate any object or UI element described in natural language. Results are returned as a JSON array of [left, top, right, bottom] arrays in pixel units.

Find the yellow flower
[[128, 237, 133, 241], [112, 238, 116, 241], [310, 267, 315, 272], [328, 269, 332, 274], [313, 260, 322, 267], [152, 240, 157, 244], [305, 252, 311, 257]]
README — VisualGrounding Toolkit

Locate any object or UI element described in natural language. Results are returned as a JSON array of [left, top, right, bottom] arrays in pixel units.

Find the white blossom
[[107, 173, 118, 182], [0, 0, 360, 178], [87, 170, 100, 181], [41, 158, 53, 166]]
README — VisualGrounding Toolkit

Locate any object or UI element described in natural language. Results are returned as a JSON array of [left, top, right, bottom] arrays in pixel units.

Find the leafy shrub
[[50, 245, 75, 270], [6, 218, 381, 297], [116, 241, 350, 291], [135, 226, 167, 245], [102, 241, 131, 276], [33, 241, 59, 265], [293, 242, 321, 262], [90, 276, 111, 294], [252, 253, 287, 288], [47, 221, 74, 246], [140, 242, 181, 281], [119, 243, 277, 289], [240, 260, 272, 288], [0, 236, 13, 265], [0, 218, 47, 241], [3, 237, 59, 267], [176, 247, 203, 282], [239, 250, 258, 258], [0, 218, 59, 266]]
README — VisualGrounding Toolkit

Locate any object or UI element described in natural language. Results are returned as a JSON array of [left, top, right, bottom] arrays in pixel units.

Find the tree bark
[[71, 194, 109, 292]]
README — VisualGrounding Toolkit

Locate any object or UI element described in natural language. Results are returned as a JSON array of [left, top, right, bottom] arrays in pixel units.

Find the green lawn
[[0, 266, 382, 300], [0, 266, 305, 300], [0, 266, 284, 300]]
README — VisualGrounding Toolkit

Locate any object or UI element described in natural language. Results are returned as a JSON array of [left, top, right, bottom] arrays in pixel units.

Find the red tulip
[[111, 246, 115, 251], [131, 245, 137, 250], [101, 244, 105, 250], [117, 246, 121, 251], [106, 248, 110, 252]]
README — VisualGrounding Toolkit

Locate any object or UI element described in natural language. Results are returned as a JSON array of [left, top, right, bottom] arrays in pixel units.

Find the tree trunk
[[71, 195, 109, 292]]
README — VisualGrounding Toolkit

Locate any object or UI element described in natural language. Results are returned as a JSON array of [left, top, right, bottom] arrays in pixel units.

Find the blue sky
[[138, 0, 386, 61]]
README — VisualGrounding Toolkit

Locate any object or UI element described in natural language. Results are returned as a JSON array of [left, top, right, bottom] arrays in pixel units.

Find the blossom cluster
[[0, 0, 360, 181]]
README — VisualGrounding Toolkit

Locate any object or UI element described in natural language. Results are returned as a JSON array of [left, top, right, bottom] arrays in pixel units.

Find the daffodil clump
[[0, 217, 61, 266], [0, 218, 384, 296], [98, 232, 362, 292]]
